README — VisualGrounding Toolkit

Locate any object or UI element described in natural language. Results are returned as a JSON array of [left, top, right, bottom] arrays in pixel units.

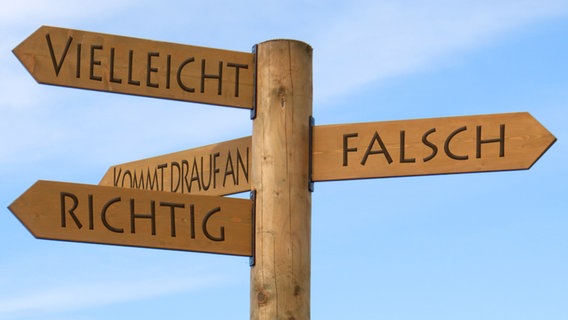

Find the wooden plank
[[99, 136, 251, 196], [312, 112, 556, 181], [9, 180, 252, 256], [13, 26, 254, 109]]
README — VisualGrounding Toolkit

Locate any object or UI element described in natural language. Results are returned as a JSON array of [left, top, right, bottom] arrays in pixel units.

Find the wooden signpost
[[99, 136, 251, 196], [13, 26, 254, 109], [8, 180, 253, 256], [9, 26, 557, 320]]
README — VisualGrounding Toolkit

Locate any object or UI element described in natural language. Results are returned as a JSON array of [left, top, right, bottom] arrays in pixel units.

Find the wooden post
[[250, 40, 313, 320]]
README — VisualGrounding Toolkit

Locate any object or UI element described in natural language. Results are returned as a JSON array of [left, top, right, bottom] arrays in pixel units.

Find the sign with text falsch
[[99, 136, 251, 196], [8, 180, 253, 256], [13, 26, 254, 109], [312, 112, 556, 181]]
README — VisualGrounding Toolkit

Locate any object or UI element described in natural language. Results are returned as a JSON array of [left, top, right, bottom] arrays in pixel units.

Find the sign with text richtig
[[9, 180, 253, 256], [13, 26, 254, 109], [312, 112, 556, 181]]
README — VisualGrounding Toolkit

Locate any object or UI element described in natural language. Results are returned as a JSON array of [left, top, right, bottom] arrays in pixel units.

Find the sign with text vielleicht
[[312, 112, 556, 181], [9, 180, 253, 256], [13, 26, 254, 109], [99, 137, 251, 196]]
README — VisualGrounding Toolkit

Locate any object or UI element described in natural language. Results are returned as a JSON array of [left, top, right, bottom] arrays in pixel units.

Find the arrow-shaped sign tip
[[12, 26, 46, 83], [527, 115, 557, 169], [7, 180, 43, 238]]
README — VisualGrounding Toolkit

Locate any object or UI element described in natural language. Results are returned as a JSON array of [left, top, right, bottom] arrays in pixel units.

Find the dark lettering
[[88, 194, 94, 230], [361, 131, 393, 165], [129, 199, 156, 235], [121, 170, 133, 187], [476, 124, 505, 158], [181, 160, 190, 193], [166, 54, 172, 89], [227, 62, 248, 97], [60, 192, 81, 229], [177, 57, 195, 92], [342, 133, 358, 166], [201, 59, 222, 95], [445, 126, 468, 160], [223, 152, 235, 187], [128, 50, 141, 86], [46, 34, 72, 76], [236, 147, 249, 184], [132, 169, 144, 189], [202, 207, 225, 241], [201, 155, 212, 191], [147, 52, 159, 88], [147, 168, 159, 190], [102, 197, 123, 233], [76, 43, 81, 78], [109, 47, 122, 83], [89, 45, 103, 81], [157, 163, 168, 191], [213, 152, 221, 188], [170, 162, 181, 192], [113, 167, 122, 187], [422, 128, 438, 162], [160, 202, 184, 237], [189, 204, 196, 239], [189, 158, 201, 192], [400, 130, 416, 163]]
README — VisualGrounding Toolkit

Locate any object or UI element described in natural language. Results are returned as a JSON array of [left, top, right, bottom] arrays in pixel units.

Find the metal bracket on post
[[309, 116, 315, 192], [249, 189, 257, 267], [250, 44, 258, 120]]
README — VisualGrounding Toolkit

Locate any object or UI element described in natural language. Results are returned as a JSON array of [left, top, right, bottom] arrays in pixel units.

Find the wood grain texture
[[250, 40, 313, 320]]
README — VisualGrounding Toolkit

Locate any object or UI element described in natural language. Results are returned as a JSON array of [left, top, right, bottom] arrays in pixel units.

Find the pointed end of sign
[[528, 132, 557, 170], [7, 180, 47, 239], [13, 40, 38, 83], [8, 184, 29, 218], [525, 113, 557, 169], [7, 201, 34, 238], [13, 43, 32, 74], [12, 26, 52, 83], [7, 201, 18, 218]]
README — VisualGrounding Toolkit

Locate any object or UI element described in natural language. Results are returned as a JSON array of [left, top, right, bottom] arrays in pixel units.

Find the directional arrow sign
[[99, 136, 251, 196], [312, 112, 556, 181], [9, 180, 252, 256], [13, 26, 254, 109]]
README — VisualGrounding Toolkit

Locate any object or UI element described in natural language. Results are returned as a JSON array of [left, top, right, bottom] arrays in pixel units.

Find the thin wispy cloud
[[0, 272, 231, 319], [314, 0, 568, 103], [0, 0, 137, 26]]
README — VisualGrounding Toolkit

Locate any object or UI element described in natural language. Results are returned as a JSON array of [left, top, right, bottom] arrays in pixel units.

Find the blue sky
[[1, 0, 567, 319]]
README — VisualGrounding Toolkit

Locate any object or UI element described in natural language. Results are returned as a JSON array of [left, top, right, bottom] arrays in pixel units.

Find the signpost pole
[[250, 40, 313, 320]]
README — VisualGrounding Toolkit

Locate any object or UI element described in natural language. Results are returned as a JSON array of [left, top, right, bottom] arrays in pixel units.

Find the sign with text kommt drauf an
[[99, 136, 251, 196], [13, 26, 254, 109], [8, 180, 253, 256], [312, 112, 556, 181]]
